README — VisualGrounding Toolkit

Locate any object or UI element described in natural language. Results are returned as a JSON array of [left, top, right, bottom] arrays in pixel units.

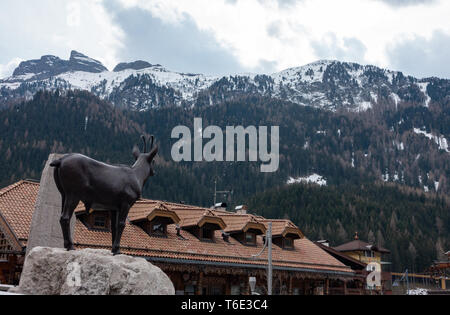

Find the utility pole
[[267, 222, 272, 295], [252, 222, 273, 295]]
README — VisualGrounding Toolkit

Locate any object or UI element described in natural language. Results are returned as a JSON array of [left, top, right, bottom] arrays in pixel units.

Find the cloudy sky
[[1, 0, 449, 78]]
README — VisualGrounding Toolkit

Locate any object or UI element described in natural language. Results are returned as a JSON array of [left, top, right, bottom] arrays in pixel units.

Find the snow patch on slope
[[287, 174, 327, 186], [353, 101, 372, 112], [417, 82, 431, 107], [413, 128, 449, 153]]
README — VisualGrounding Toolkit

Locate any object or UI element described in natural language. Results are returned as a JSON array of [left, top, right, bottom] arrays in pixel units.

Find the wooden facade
[[149, 261, 367, 295]]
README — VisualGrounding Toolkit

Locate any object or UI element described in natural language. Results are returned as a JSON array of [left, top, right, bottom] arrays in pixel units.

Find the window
[[152, 223, 166, 236], [201, 228, 214, 240], [245, 232, 256, 245], [93, 215, 106, 229], [365, 250, 374, 258], [284, 238, 294, 249]]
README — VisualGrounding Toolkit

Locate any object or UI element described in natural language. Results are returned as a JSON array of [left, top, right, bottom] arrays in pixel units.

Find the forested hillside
[[0, 90, 449, 271], [246, 183, 449, 273]]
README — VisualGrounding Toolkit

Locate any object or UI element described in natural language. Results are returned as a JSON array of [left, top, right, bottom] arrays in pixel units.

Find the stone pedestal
[[26, 154, 75, 255], [12, 247, 175, 295]]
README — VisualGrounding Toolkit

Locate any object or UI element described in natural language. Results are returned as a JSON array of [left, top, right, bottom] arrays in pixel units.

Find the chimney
[[212, 202, 227, 211], [354, 232, 359, 240], [317, 240, 330, 247], [235, 205, 248, 215]]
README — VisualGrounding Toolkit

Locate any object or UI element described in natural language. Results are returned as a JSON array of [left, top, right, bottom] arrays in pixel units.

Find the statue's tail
[[50, 159, 62, 168]]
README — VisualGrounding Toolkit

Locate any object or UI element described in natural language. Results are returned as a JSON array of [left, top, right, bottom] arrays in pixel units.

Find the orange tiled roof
[[173, 208, 226, 230], [0, 180, 39, 246], [261, 219, 305, 239], [0, 180, 354, 275], [218, 213, 266, 235], [128, 201, 180, 224]]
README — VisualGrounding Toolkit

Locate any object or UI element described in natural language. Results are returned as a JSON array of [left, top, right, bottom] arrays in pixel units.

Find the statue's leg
[[111, 210, 117, 252], [60, 196, 78, 251], [60, 194, 65, 215], [112, 206, 129, 255]]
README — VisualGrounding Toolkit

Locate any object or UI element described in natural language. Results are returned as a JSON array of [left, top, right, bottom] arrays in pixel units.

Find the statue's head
[[133, 135, 158, 177]]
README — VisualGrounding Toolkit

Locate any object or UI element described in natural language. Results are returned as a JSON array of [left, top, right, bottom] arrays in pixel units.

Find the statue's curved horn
[[141, 135, 147, 153], [148, 135, 155, 151]]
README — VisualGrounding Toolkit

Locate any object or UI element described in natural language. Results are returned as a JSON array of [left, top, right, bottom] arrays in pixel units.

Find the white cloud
[[0, 58, 24, 79], [115, 0, 450, 74], [1, 0, 449, 78], [0, 0, 125, 71]]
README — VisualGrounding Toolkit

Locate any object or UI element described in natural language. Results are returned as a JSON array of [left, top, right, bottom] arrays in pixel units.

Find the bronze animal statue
[[50, 136, 158, 255]]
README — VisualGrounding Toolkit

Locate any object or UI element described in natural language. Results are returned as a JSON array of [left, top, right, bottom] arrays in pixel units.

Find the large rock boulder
[[12, 247, 175, 295]]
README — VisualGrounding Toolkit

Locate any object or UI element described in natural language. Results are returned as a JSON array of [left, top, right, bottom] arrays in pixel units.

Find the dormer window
[[266, 220, 303, 250], [79, 211, 111, 231], [136, 220, 169, 238], [128, 202, 181, 238], [245, 232, 256, 245], [219, 215, 266, 246], [151, 223, 167, 236], [201, 227, 215, 240], [93, 215, 107, 229], [284, 237, 294, 249], [178, 210, 226, 242]]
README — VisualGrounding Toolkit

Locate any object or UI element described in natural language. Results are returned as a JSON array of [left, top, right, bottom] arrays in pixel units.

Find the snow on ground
[[382, 172, 389, 182], [393, 172, 399, 182], [393, 140, 405, 151], [347, 67, 364, 87], [408, 288, 428, 295], [287, 174, 327, 186], [57, 66, 219, 101], [417, 82, 431, 108], [353, 101, 372, 112], [272, 60, 332, 85], [390, 93, 401, 109], [413, 128, 450, 153], [303, 141, 309, 149], [370, 92, 378, 103]]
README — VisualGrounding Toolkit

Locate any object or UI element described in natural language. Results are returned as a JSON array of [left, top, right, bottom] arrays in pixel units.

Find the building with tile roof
[[333, 232, 392, 293], [0, 180, 368, 295]]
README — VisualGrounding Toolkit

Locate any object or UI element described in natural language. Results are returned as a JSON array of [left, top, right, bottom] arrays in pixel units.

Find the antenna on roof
[[213, 178, 233, 208]]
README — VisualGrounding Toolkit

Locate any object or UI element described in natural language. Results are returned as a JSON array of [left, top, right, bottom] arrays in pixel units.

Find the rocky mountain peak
[[113, 60, 154, 72], [2, 52, 448, 113], [11, 51, 107, 80], [69, 50, 108, 73]]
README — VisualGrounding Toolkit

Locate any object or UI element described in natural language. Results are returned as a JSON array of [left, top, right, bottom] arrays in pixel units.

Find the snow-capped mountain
[[1, 51, 448, 111]]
